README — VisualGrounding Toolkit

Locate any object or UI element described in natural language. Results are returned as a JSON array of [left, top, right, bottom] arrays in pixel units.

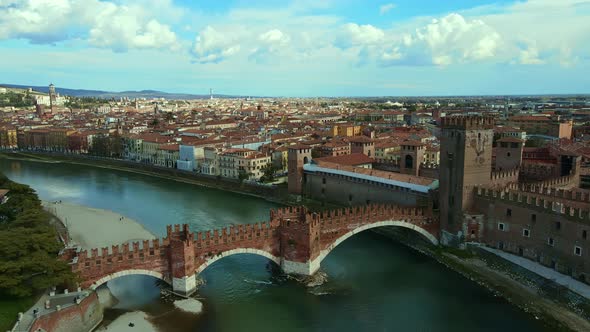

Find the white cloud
[[518, 45, 544, 65], [379, 13, 501, 66], [336, 23, 385, 48], [191, 26, 241, 63], [258, 29, 290, 44], [472, 0, 590, 67], [250, 29, 291, 63], [379, 3, 396, 15], [0, 0, 180, 51]]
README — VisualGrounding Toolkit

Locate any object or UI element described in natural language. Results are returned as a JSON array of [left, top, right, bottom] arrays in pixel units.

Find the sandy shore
[[174, 299, 203, 314], [43, 201, 155, 249], [97, 311, 158, 332]]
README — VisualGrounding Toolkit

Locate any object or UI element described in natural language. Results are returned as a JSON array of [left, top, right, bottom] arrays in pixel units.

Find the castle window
[[555, 221, 561, 230], [498, 223, 505, 231], [506, 208, 512, 217], [583, 230, 587, 239], [523, 229, 530, 237], [531, 214, 536, 222], [547, 237, 555, 246], [322, 177, 326, 184], [507, 152, 511, 157], [574, 246, 582, 256]]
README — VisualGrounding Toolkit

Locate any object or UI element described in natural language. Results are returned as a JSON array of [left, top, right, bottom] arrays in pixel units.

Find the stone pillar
[[169, 225, 197, 296], [281, 258, 320, 276], [279, 209, 322, 276], [172, 274, 197, 295]]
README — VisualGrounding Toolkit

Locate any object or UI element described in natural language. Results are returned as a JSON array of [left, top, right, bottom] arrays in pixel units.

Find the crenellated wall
[[524, 173, 581, 189], [71, 236, 171, 290], [490, 169, 520, 187], [473, 186, 590, 282], [66, 204, 437, 292]]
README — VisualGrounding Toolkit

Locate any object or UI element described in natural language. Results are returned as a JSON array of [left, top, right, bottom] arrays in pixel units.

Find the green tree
[[0, 173, 75, 298], [261, 164, 276, 183], [164, 112, 175, 122]]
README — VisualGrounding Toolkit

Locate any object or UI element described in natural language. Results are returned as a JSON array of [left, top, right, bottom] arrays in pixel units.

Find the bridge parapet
[[69, 237, 171, 290], [67, 204, 440, 293]]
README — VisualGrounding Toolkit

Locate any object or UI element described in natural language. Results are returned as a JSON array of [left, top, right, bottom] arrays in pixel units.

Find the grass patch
[[0, 295, 36, 331]]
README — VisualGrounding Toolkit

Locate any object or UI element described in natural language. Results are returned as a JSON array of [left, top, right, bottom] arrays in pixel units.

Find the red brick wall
[[29, 292, 102, 332], [69, 204, 438, 285]]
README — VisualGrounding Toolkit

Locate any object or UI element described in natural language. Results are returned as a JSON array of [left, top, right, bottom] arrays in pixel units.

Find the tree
[[149, 118, 160, 128], [261, 164, 276, 183], [164, 112, 175, 123], [238, 170, 252, 182], [0, 173, 75, 297]]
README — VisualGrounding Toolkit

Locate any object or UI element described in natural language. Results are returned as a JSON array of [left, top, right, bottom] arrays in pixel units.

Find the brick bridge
[[62, 204, 438, 295]]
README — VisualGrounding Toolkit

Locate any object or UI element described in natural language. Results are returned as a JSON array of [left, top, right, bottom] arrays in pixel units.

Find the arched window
[[405, 155, 413, 169], [303, 156, 309, 164]]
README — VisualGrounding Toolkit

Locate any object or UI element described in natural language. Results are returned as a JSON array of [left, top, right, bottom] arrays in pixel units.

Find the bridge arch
[[316, 220, 438, 265], [195, 248, 281, 275], [89, 269, 168, 290]]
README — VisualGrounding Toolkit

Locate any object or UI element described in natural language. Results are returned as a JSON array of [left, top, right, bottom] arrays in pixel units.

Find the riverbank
[[0, 151, 302, 207], [375, 229, 590, 332], [43, 201, 155, 249], [96, 311, 158, 332], [43, 200, 164, 331]]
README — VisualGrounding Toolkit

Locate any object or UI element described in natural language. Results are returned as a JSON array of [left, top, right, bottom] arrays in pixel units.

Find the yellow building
[[219, 148, 271, 180], [374, 141, 400, 163], [332, 124, 362, 137], [0, 127, 17, 148], [156, 144, 180, 168]]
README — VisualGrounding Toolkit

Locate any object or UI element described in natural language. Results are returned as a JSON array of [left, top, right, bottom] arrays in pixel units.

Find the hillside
[[0, 84, 242, 100]]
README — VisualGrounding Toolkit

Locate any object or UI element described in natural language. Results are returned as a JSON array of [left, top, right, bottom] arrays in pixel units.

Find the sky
[[0, 0, 589, 97]]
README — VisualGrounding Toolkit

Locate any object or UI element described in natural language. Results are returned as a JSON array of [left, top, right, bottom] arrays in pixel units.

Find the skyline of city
[[1, 0, 589, 96]]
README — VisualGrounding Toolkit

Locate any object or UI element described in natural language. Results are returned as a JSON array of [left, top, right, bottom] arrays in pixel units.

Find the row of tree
[[0, 173, 75, 297], [88, 133, 124, 158], [0, 92, 36, 108]]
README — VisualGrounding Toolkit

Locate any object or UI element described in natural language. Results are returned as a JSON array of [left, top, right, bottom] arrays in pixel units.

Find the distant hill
[[0, 84, 243, 100]]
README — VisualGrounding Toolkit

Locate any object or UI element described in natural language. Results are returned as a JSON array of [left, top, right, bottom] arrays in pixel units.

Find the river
[[0, 158, 548, 331]]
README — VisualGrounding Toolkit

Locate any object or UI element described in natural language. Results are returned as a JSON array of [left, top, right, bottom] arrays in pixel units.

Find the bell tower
[[439, 116, 494, 244]]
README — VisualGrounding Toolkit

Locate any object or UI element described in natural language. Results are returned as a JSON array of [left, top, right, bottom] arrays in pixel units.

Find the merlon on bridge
[[61, 204, 438, 296]]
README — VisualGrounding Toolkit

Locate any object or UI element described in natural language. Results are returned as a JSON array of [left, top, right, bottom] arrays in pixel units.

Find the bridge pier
[[172, 273, 197, 296], [281, 258, 321, 276]]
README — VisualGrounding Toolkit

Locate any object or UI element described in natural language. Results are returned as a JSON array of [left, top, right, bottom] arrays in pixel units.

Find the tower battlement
[[441, 116, 495, 130]]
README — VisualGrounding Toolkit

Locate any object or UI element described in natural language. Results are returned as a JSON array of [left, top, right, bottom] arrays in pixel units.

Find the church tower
[[439, 116, 494, 244]]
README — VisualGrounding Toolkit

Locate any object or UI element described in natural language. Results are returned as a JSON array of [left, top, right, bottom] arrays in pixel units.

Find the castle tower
[[494, 137, 524, 171], [168, 224, 197, 296], [400, 140, 425, 176], [288, 145, 312, 195], [439, 116, 494, 243], [279, 208, 322, 275]]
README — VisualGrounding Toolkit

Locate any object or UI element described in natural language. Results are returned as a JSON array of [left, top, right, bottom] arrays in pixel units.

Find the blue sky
[[0, 0, 589, 96]]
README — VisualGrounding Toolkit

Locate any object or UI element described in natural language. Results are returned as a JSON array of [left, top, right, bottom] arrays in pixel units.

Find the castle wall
[[473, 188, 590, 282], [304, 170, 430, 207]]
